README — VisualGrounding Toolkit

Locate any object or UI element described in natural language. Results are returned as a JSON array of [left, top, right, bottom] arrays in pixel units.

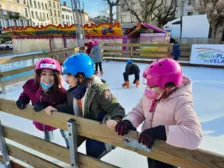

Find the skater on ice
[[122, 60, 140, 88], [170, 38, 181, 61], [45, 53, 125, 159], [85, 40, 94, 56], [115, 58, 203, 168], [90, 40, 104, 76], [16, 58, 67, 141]]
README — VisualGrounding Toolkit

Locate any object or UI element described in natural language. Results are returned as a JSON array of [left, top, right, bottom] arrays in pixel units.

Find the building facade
[[61, 2, 74, 26], [0, 0, 31, 29], [48, 0, 61, 25], [28, 0, 51, 26]]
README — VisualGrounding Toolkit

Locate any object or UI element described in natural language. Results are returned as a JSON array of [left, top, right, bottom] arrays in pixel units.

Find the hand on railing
[[106, 119, 119, 129], [138, 126, 166, 149], [16, 98, 27, 109], [33, 102, 48, 112], [44, 106, 57, 115], [115, 120, 136, 136]]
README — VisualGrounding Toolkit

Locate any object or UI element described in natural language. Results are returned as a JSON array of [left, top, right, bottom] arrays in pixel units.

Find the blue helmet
[[62, 53, 94, 78], [126, 60, 133, 65]]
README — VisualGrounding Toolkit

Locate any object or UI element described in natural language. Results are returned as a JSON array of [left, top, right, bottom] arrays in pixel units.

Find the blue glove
[[138, 126, 166, 149]]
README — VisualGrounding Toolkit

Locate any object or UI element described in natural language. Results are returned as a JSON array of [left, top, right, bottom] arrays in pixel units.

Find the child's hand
[[106, 120, 118, 129], [45, 106, 57, 116]]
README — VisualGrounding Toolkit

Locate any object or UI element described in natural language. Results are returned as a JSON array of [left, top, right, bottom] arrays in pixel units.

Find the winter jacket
[[56, 76, 125, 121], [171, 42, 181, 59], [123, 77, 203, 150], [90, 45, 103, 63], [125, 63, 140, 75], [18, 79, 67, 132]]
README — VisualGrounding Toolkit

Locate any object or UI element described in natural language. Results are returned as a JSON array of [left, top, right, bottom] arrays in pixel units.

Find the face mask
[[40, 82, 54, 90], [144, 86, 160, 100]]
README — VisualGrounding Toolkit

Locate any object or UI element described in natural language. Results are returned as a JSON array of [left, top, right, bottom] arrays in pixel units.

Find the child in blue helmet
[[45, 53, 125, 159], [122, 60, 140, 88]]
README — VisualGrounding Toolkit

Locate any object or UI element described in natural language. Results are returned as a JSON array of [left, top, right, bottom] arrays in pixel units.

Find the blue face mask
[[40, 82, 54, 90]]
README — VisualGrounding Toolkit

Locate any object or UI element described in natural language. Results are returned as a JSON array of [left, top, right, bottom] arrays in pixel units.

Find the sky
[[61, 0, 108, 18]]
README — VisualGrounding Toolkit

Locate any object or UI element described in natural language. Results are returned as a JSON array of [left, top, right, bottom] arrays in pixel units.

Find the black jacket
[[125, 63, 140, 75]]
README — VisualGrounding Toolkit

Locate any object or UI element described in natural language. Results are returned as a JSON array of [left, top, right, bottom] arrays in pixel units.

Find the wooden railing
[[102, 43, 191, 62], [0, 98, 224, 168], [0, 47, 86, 93]]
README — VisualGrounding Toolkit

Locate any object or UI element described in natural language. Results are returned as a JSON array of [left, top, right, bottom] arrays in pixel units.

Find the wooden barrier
[[1, 125, 117, 168], [0, 98, 224, 168], [0, 47, 78, 93], [102, 43, 191, 62]]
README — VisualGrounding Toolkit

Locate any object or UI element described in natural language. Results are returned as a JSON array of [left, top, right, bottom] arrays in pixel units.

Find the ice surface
[[0, 61, 224, 167]]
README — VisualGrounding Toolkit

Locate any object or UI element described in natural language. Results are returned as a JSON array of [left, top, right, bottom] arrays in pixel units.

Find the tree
[[194, 0, 224, 39], [121, 0, 163, 23], [103, 0, 120, 23], [152, 0, 178, 27]]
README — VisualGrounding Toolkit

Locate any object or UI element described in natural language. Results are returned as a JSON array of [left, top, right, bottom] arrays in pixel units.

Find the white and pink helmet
[[143, 58, 183, 88], [35, 58, 61, 73]]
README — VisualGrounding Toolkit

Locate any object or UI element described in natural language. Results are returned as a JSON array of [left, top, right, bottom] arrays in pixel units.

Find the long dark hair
[[35, 69, 63, 94]]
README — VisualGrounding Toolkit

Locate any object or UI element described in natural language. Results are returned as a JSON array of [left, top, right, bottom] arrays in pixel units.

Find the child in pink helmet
[[113, 58, 203, 168], [16, 58, 67, 141]]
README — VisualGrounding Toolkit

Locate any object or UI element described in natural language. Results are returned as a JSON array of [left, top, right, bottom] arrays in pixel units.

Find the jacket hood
[[168, 76, 192, 99]]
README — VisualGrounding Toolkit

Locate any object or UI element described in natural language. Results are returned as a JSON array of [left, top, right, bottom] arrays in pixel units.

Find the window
[[34, 1, 37, 8], [5, 19, 10, 27], [17, 0, 19, 3], [49, 1, 51, 7], [25, 8, 28, 17], [62, 14, 64, 19], [20, 20, 23, 27], [45, 4, 47, 9], [12, 20, 17, 26], [53, 2, 55, 8], [188, 12, 193, 15], [50, 9, 52, 16], [40, 13, 42, 20], [58, 11, 60, 17], [31, 11, 34, 18], [57, 3, 59, 9], [51, 18, 54, 24], [38, 2, 40, 8], [71, 16, 72, 20], [188, 0, 193, 5], [42, 3, 44, 9], [54, 10, 56, 16], [35, 11, 38, 18], [23, 0, 26, 4], [47, 13, 49, 19], [30, 0, 32, 7], [43, 13, 45, 20]]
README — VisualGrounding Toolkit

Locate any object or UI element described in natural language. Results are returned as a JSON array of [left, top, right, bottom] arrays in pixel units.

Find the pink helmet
[[93, 40, 99, 46], [87, 40, 94, 48], [143, 58, 183, 88], [35, 58, 61, 73]]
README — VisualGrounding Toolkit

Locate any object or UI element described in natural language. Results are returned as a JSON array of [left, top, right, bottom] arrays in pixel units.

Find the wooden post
[[0, 79, 5, 94], [0, 120, 12, 168], [67, 119, 79, 168]]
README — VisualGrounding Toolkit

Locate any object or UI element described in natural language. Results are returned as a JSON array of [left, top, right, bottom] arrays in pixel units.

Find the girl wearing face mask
[[114, 58, 203, 168], [16, 58, 67, 141]]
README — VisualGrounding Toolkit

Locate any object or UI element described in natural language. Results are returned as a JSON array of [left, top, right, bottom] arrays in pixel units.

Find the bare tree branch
[[103, 0, 120, 23]]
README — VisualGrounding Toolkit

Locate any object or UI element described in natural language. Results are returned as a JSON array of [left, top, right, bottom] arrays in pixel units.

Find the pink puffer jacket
[[124, 77, 203, 150]]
